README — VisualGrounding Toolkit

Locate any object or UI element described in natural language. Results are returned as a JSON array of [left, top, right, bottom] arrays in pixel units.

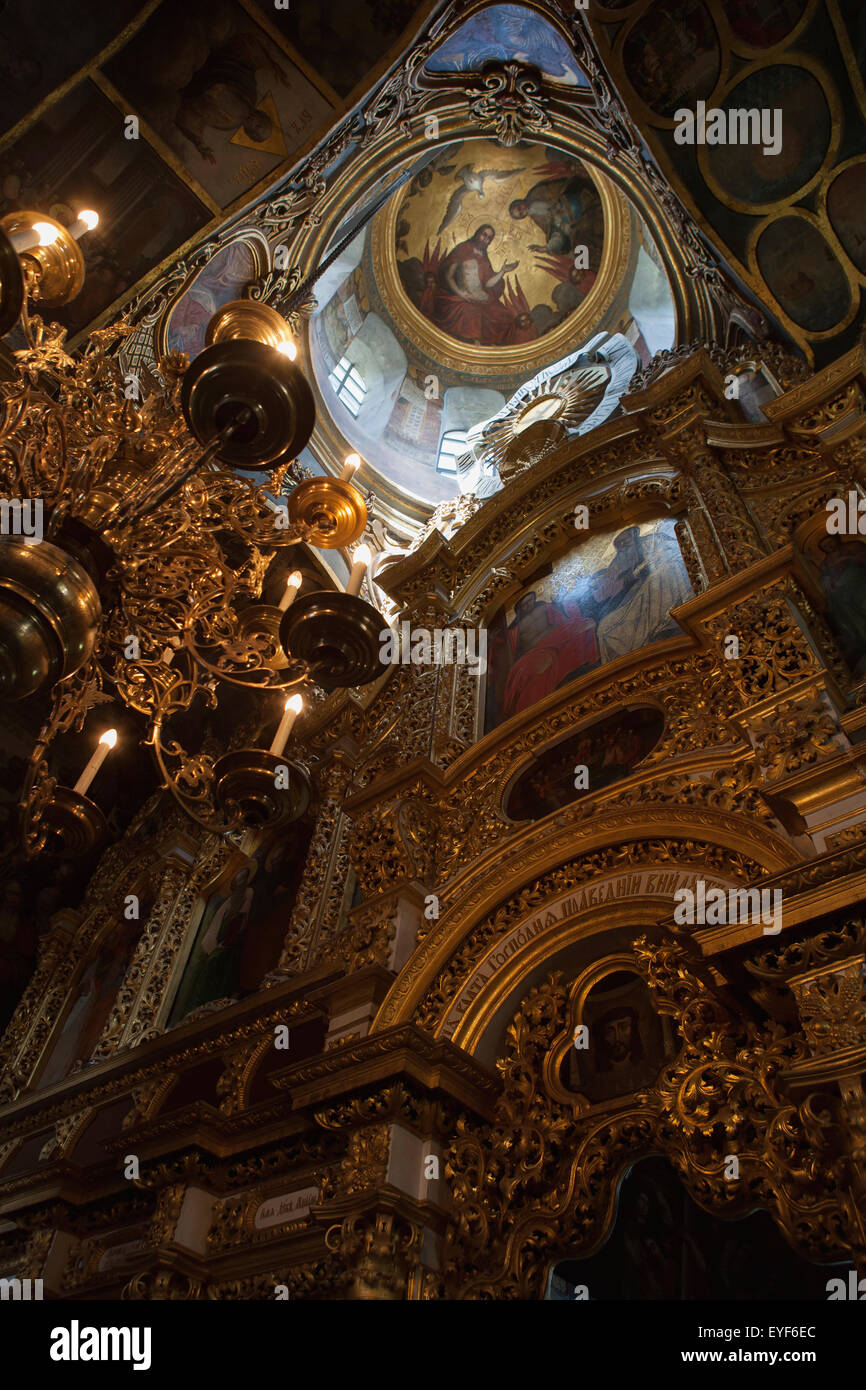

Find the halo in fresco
[[394, 140, 605, 348]]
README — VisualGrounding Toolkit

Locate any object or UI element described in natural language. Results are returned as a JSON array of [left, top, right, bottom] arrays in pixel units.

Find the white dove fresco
[[437, 163, 525, 234]]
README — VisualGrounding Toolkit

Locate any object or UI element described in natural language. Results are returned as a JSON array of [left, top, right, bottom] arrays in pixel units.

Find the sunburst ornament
[[475, 362, 610, 483]]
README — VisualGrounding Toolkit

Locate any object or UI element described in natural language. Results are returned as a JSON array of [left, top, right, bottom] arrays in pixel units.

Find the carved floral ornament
[[439, 929, 866, 1297]]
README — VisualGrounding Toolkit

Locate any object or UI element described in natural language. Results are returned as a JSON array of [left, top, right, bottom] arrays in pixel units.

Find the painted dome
[[308, 137, 676, 515]]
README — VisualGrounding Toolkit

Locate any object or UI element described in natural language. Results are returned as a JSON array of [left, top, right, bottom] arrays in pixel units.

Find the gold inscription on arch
[[440, 866, 737, 1041]]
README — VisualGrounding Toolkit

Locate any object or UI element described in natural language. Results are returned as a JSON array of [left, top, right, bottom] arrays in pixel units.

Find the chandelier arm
[[125, 439, 226, 524], [149, 715, 238, 837], [18, 736, 56, 857], [17, 268, 40, 351], [17, 655, 107, 856], [182, 633, 312, 690]]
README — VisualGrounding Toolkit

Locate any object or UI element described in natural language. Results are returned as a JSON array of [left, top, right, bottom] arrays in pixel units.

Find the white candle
[[9, 221, 59, 254], [278, 570, 303, 612], [269, 694, 303, 757], [346, 543, 371, 598], [340, 453, 361, 482], [73, 728, 117, 796], [66, 210, 98, 241]]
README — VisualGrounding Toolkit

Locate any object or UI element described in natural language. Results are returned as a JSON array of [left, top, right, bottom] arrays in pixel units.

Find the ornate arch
[[439, 925, 866, 1297], [373, 803, 798, 1034]]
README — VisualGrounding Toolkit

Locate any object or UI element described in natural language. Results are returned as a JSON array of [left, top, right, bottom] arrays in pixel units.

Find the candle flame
[[276, 338, 297, 360], [99, 728, 118, 748], [343, 452, 361, 471], [77, 210, 99, 231], [286, 569, 303, 588], [353, 543, 372, 567], [33, 222, 59, 246], [286, 694, 303, 713]]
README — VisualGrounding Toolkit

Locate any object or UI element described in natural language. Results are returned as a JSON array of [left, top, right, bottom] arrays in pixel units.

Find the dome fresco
[[392, 142, 603, 348], [425, 4, 588, 86], [310, 138, 676, 509]]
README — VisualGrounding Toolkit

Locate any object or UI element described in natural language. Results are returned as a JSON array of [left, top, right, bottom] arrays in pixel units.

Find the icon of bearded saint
[[432, 225, 522, 346]]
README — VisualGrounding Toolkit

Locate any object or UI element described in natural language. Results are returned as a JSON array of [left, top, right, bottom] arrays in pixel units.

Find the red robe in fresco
[[503, 599, 598, 719], [433, 238, 516, 346]]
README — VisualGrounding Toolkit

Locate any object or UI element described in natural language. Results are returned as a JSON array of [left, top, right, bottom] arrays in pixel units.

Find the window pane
[[330, 355, 366, 416], [437, 429, 469, 472]]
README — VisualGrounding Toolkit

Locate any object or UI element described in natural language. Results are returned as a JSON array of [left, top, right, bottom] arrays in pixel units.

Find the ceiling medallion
[[371, 147, 630, 377]]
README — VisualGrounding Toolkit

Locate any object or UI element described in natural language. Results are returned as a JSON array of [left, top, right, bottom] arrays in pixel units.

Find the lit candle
[[278, 569, 303, 612], [66, 209, 99, 241], [269, 694, 303, 757], [345, 543, 371, 598], [9, 221, 59, 254], [73, 728, 117, 796], [340, 453, 361, 482], [275, 338, 297, 361]]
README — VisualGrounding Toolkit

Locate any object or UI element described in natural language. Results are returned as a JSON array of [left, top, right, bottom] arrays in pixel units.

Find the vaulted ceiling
[[6, 0, 854, 525]]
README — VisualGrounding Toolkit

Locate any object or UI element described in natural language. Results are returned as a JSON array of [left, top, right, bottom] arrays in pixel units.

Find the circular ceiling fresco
[[308, 135, 675, 517], [371, 138, 629, 373]]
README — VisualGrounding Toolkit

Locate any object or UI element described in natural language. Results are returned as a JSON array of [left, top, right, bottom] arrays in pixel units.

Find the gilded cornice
[[274, 1023, 499, 1118]]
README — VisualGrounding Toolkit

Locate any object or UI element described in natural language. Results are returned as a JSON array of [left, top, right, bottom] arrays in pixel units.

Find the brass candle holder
[[212, 748, 312, 827], [181, 338, 316, 471], [279, 590, 387, 690], [287, 476, 367, 548], [0, 211, 85, 307], [236, 602, 292, 670], [205, 299, 294, 350], [0, 537, 101, 700], [39, 786, 108, 858], [183, 297, 315, 469]]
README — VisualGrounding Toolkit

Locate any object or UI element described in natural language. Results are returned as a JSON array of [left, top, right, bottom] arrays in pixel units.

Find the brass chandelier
[[0, 210, 389, 858]]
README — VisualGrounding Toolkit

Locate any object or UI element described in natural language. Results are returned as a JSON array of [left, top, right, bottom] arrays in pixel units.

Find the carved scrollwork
[[466, 61, 551, 147], [442, 929, 866, 1296]]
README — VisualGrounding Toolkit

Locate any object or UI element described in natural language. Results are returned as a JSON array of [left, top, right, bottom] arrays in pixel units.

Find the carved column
[[94, 846, 207, 1054], [276, 751, 355, 973]]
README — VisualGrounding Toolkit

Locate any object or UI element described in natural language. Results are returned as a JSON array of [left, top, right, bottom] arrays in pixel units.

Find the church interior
[[1, 0, 866, 1312]]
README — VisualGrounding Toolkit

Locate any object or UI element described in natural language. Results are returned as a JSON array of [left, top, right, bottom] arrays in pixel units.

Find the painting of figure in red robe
[[395, 139, 605, 345], [484, 519, 692, 733]]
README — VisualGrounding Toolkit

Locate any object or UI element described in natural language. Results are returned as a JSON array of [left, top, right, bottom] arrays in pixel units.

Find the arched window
[[328, 356, 366, 417], [436, 428, 469, 473]]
